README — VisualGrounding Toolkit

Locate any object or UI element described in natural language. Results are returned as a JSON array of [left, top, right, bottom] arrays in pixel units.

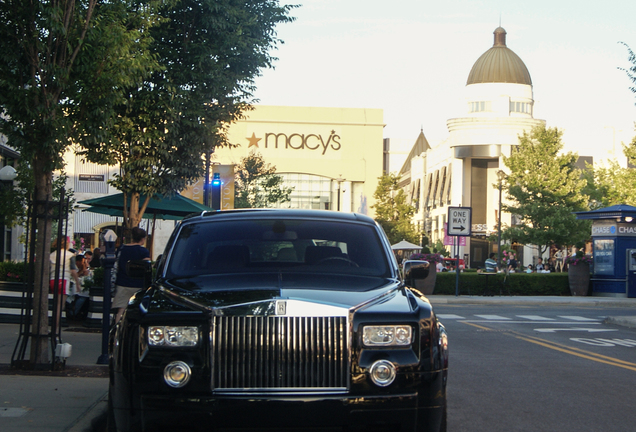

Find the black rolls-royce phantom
[[108, 209, 448, 432]]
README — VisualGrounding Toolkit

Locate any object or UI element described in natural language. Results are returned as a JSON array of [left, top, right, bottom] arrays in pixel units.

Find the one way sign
[[447, 207, 472, 236]]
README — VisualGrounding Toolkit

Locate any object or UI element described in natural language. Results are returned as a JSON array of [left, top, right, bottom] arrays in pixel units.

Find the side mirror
[[403, 260, 430, 288], [126, 259, 153, 286]]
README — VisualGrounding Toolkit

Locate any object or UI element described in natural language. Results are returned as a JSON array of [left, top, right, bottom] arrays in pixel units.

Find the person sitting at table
[[485, 253, 498, 273]]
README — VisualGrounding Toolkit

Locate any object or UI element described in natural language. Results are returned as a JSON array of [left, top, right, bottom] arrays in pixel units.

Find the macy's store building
[[204, 106, 385, 217]]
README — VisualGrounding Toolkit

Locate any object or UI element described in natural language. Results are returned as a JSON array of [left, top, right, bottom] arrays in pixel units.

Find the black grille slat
[[212, 316, 347, 390]]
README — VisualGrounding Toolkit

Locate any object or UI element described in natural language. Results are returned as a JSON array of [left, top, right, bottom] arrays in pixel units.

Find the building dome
[[466, 27, 532, 85]]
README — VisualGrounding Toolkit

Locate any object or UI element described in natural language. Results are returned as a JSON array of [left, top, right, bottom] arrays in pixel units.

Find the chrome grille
[[211, 316, 348, 390]]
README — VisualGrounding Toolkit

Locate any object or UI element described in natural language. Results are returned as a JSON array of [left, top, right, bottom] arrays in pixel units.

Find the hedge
[[432, 271, 571, 296], [1, 260, 575, 296], [0, 261, 26, 282]]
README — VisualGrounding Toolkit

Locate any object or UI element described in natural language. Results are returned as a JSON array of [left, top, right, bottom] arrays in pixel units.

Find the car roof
[[181, 209, 377, 226]]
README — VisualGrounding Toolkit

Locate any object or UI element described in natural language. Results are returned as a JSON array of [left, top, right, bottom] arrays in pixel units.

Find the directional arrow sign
[[447, 207, 472, 236]]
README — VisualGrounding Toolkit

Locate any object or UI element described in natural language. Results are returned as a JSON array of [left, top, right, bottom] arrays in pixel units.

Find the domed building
[[398, 27, 545, 268]]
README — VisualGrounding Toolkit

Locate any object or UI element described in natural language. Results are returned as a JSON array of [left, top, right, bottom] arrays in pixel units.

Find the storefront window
[[278, 173, 332, 210], [593, 239, 614, 275]]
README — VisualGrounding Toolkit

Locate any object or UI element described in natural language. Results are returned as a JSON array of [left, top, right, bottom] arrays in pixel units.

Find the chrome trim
[[211, 316, 348, 391]]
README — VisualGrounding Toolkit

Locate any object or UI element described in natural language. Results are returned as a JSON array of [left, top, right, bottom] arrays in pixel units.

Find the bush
[[0, 261, 27, 282], [89, 267, 105, 287], [432, 272, 570, 296]]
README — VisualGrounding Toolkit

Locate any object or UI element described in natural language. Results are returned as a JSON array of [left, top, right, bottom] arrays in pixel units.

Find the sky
[[252, 0, 636, 163]]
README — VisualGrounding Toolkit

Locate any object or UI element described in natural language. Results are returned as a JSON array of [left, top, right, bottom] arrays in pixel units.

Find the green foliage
[[372, 174, 421, 245], [0, 261, 27, 282], [79, 0, 296, 228], [234, 151, 293, 208], [0, 164, 74, 236], [583, 133, 636, 208], [432, 272, 570, 296], [620, 42, 636, 96], [502, 125, 591, 254], [431, 239, 450, 257]]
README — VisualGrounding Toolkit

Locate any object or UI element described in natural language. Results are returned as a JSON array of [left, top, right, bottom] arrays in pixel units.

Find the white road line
[[462, 320, 602, 325], [474, 314, 511, 320], [557, 316, 601, 322], [534, 328, 618, 333], [516, 315, 555, 321], [437, 314, 466, 320]]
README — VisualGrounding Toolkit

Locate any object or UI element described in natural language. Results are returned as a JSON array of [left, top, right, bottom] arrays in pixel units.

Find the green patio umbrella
[[79, 193, 214, 220]]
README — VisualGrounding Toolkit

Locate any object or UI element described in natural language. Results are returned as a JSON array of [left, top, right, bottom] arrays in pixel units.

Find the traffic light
[[211, 173, 221, 210]]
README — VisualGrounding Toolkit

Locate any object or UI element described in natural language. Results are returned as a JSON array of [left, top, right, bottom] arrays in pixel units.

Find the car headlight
[[362, 325, 413, 346], [148, 326, 199, 347]]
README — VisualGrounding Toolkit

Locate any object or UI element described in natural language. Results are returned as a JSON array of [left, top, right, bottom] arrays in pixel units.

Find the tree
[[0, 0, 160, 364], [502, 125, 591, 256], [79, 0, 295, 231], [234, 151, 292, 208], [372, 173, 421, 245], [582, 132, 636, 208], [582, 45, 636, 208]]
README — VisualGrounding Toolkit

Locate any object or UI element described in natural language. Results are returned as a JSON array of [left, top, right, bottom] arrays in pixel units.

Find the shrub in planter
[[0, 261, 26, 282]]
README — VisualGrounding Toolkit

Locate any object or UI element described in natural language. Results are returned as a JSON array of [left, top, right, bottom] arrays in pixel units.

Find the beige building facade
[[216, 105, 385, 216]]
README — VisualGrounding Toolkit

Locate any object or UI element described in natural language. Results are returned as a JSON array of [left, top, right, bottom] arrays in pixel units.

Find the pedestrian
[[436, 260, 444, 273], [89, 247, 102, 268], [112, 227, 151, 324], [485, 252, 498, 273], [507, 253, 518, 273], [535, 257, 545, 272], [49, 237, 82, 328], [84, 250, 93, 266]]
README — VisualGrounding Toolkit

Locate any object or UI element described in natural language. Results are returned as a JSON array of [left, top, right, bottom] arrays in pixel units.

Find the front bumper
[[135, 391, 444, 432]]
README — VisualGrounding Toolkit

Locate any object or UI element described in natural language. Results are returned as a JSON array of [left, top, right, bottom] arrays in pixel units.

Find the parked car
[[442, 257, 465, 270], [108, 209, 448, 432]]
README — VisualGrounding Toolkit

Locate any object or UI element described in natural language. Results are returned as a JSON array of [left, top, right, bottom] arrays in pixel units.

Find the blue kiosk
[[575, 205, 636, 298]]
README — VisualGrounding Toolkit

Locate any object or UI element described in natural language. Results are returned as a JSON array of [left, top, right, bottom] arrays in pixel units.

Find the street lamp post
[[497, 170, 505, 268]]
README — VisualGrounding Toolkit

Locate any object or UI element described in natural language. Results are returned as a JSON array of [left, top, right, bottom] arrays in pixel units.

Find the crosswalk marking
[[558, 316, 601, 322], [516, 315, 555, 321], [436, 314, 603, 323], [475, 314, 511, 320]]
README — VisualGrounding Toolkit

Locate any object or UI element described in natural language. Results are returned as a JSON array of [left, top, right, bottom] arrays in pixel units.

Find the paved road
[[436, 303, 636, 432]]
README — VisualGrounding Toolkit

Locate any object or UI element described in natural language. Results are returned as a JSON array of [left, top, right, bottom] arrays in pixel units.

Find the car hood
[[150, 273, 408, 316]]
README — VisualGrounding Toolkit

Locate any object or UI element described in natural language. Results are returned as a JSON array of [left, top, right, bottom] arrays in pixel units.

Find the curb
[[427, 295, 636, 309], [604, 316, 636, 329], [67, 391, 108, 432]]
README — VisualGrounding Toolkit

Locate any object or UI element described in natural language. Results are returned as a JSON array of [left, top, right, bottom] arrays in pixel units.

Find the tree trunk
[[30, 161, 53, 364]]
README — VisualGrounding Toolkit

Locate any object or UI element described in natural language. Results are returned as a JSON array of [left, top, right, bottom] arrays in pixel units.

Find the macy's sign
[[247, 130, 341, 155]]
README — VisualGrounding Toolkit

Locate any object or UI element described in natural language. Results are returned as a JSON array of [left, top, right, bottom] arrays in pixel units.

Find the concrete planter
[[568, 262, 590, 296]]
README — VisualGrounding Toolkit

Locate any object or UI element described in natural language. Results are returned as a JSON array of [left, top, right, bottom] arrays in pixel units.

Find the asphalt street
[[0, 295, 634, 432]]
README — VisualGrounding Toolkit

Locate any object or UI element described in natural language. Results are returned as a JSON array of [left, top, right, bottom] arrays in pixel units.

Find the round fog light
[[163, 361, 191, 388], [369, 360, 396, 387]]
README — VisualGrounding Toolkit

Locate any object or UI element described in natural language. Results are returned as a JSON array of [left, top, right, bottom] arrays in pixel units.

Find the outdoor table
[[478, 272, 496, 296]]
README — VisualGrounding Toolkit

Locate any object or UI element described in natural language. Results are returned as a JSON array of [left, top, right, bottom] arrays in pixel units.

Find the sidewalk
[[0, 322, 108, 432], [0, 295, 635, 432]]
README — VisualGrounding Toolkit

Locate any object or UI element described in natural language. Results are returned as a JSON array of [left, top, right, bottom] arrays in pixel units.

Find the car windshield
[[164, 218, 390, 279]]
